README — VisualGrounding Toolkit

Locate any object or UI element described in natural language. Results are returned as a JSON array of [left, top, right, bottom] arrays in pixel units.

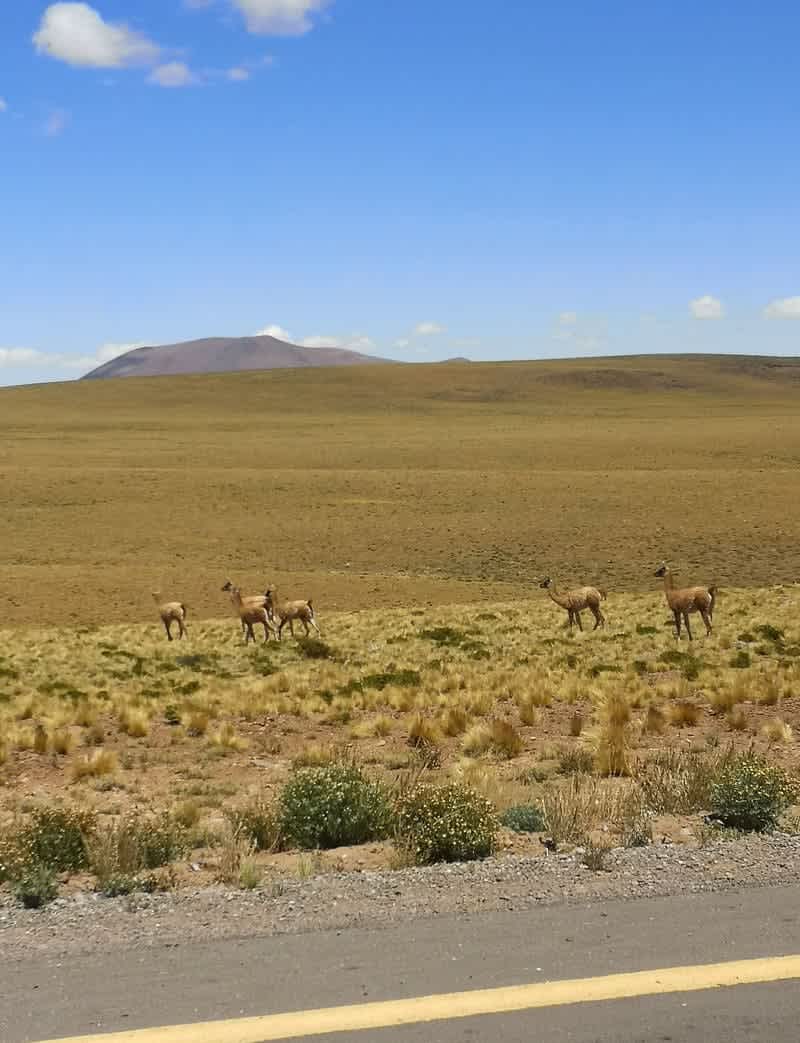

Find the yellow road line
[[35, 954, 800, 1043]]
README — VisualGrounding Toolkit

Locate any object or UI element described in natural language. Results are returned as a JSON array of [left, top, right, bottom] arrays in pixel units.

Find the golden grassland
[[1, 354, 800, 627], [2, 355, 800, 891], [1, 584, 799, 887]]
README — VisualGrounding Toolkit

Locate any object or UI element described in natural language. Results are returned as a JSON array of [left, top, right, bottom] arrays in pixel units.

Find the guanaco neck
[[547, 582, 570, 609]]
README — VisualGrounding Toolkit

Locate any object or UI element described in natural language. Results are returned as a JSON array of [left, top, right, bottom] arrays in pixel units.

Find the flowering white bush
[[396, 783, 497, 865]]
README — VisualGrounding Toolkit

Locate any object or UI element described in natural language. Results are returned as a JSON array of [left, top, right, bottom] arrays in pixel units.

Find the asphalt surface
[[4, 883, 800, 1043]]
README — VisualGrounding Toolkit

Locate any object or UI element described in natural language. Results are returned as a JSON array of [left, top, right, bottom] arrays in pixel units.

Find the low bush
[[558, 747, 594, 776], [500, 804, 545, 834], [637, 749, 719, 814], [396, 783, 497, 865], [87, 814, 189, 887], [279, 762, 393, 850], [710, 752, 796, 832], [226, 798, 280, 851], [13, 864, 58, 908], [2, 805, 95, 881], [296, 637, 334, 660]]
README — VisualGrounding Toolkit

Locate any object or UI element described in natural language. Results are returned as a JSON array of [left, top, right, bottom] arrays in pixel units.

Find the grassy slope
[[1, 354, 800, 627]]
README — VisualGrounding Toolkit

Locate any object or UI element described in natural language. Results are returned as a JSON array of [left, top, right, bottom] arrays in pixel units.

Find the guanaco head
[[654, 563, 668, 578], [221, 579, 234, 592], [539, 577, 552, 589]]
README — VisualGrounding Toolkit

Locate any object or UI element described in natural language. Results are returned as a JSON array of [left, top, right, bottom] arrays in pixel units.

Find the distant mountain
[[81, 335, 394, 380]]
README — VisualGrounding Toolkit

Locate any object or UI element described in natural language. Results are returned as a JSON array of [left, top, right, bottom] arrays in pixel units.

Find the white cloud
[[764, 296, 800, 320], [256, 324, 292, 340], [301, 334, 375, 353], [346, 336, 374, 353], [301, 334, 341, 348], [227, 67, 250, 81], [690, 295, 725, 320], [44, 109, 70, 136], [0, 98, 7, 113], [413, 322, 445, 336], [96, 341, 145, 363], [148, 62, 197, 88], [33, 3, 160, 68], [0, 348, 48, 367], [558, 311, 578, 325], [393, 338, 410, 349], [230, 0, 331, 35]]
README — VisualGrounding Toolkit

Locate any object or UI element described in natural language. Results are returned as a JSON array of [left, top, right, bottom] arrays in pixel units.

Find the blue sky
[[1, 1, 799, 385]]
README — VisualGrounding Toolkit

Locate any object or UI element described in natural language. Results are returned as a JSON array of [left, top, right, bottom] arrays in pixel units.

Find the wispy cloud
[[44, 108, 70, 136], [227, 67, 250, 81], [0, 348, 48, 367], [690, 295, 725, 320], [558, 311, 578, 326], [33, 3, 160, 68], [764, 296, 800, 320], [148, 62, 198, 88], [0, 98, 7, 113], [228, 0, 331, 36], [413, 321, 445, 336], [1, 341, 145, 377]]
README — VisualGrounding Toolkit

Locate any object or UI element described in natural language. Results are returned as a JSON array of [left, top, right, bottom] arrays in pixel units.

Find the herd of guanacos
[[152, 563, 716, 645]]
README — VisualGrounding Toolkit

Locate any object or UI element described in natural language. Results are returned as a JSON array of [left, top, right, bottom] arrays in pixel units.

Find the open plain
[[1, 355, 800, 906], [2, 354, 800, 627]]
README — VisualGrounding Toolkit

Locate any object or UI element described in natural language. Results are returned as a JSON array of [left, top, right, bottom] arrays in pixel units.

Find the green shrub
[[88, 814, 189, 887], [5, 805, 95, 878], [710, 752, 796, 832], [13, 864, 58, 908], [500, 804, 545, 834], [558, 748, 595, 776], [99, 873, 140, 897], [279, 762, 393, 850], [296, 637, 334, 660], [730, 650, 751, 669], [226, 798, 279, 851], [395, 783, 497, 865], [755, 624, 784, 643]]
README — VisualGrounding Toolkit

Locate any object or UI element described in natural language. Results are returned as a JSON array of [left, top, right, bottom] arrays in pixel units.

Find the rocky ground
[[3, 832, 800, 962]]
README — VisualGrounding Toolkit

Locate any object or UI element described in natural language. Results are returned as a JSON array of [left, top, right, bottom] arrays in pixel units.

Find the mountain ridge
[[81, 334, 395, 380]]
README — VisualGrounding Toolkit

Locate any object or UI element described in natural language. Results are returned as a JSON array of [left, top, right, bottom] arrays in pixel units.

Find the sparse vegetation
[[1, 516, 799, 898]]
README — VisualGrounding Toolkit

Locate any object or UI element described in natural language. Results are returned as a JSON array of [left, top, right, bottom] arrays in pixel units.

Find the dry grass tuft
[[118, 705, 150, 739], [439, 706, 470, 737], [185, 711, 210, 737], [407, 714, 443, 751], [643, 703, 666, 734], [761, 718, 794, 745], [569, 711, 584, 737], [668, 701, 701, 728], [51, 728, 76, 756], [209, 723, 247, 752], [462, 719, 523, 759], [588, 691, 632, 776], [71, 749, 118, 781], [726, 706, 749, 732], [292, 743, 337, 769]]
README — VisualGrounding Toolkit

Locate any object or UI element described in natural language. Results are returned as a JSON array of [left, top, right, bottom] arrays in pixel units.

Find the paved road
[[4, 884, 800, 1042]]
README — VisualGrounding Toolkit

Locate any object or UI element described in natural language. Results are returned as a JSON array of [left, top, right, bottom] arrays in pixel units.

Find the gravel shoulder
[[3, 832, 800, 963]]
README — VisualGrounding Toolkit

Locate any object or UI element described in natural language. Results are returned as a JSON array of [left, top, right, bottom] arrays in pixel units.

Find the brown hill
[[81, 334, 394, 380]]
